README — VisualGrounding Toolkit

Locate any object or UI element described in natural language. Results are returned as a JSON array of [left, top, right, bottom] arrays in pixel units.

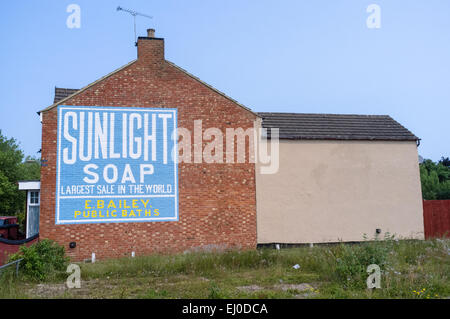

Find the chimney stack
[[137, 29, 164, 66]]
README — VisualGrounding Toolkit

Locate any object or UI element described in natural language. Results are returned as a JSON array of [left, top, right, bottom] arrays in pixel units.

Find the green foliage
[[330, 241, 391, 288], [0, 130, 40, 231], [141, 289, 169, 299], [8, 239, 69, 281], [440, 157, 450, 167], [19, 156, 41, 181], [0, 130, 24, 215], [208, 282, 224, 299], [0, 131, 24, 182], [0, 172, 21, 215], [420, 157, 450, 200]]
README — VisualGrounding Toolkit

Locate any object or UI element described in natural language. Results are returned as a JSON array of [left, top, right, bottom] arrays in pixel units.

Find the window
[[30, 191, 39, 205]]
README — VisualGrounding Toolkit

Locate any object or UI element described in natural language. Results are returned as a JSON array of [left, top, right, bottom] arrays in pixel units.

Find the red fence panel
[[423, 200, 450, 239]]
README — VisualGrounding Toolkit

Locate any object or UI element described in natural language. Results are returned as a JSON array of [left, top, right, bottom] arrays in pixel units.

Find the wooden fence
[[423, 200, 450, 239]]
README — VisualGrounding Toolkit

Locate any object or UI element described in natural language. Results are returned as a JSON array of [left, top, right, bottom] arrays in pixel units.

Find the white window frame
[[26, 190, 40, 238]]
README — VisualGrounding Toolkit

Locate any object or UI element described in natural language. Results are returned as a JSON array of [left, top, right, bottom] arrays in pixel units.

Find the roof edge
[[273, 136, 420, 141], [39, 60, 137, 114], [165, 60, 259, 118], [258, 112, 393, 117], [384, 115, 420, 141]]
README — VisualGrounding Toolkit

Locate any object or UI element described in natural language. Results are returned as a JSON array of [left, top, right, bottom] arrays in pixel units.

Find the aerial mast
[[117, 6, 153, 45]]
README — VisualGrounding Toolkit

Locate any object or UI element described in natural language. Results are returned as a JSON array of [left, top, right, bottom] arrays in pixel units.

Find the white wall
[[256, 140, 424, 243]]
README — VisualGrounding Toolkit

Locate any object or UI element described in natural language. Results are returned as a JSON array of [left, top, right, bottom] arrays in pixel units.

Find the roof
[[258, 112, 419, 141], [50, 61, 257, 116], [51, 89, 418, 142], [53, 88, 78, 103], [40, 59, 258, 117], [54, 88, 79, 103], [39, 60, 138, 113], [44, 65, 417, 143], [165, 61, 256, 115]]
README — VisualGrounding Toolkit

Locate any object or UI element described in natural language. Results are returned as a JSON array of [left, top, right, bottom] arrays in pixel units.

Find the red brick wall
[[40, 37, 258, 261]]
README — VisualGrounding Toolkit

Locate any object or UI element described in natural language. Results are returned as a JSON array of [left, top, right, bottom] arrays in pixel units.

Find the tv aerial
[[117, 6, 153, 45]]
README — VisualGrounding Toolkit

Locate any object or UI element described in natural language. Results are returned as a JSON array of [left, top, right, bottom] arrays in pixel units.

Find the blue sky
[[0, 0, 448, 161]]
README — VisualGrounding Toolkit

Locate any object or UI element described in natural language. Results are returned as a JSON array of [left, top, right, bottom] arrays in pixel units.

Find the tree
[[0, 130, 40, 216], [439, 157, 450, 167], [20, 156, 41, 181], [0, 130, 26, 215], [420, 158, 450, 200]]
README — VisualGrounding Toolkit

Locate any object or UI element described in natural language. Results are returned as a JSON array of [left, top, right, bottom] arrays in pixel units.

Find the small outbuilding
[[256, 113, 424, 243]]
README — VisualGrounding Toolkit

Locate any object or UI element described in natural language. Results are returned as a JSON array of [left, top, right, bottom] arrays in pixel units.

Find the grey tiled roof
[[258, 112, 419, 141], [54, 87, 79, 103]]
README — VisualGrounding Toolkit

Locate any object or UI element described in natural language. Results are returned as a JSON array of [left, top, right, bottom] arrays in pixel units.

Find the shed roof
[[258, 112, 419, 141]]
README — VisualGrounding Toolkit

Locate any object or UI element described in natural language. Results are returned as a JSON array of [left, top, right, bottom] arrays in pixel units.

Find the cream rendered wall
[[256, 140, 424, 243]]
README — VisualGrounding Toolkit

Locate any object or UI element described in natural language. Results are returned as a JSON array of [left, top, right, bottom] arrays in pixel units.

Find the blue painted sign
[[55, 106, 178, 224]]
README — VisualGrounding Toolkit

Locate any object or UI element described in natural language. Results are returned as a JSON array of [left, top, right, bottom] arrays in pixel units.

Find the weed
[[8, 239, 69, 281]]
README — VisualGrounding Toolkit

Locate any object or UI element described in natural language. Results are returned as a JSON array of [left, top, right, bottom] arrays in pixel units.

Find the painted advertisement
[[56, 105, 178, 224]]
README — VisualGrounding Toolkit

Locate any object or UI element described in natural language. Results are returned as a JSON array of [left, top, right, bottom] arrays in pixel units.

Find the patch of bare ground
[[26, 279, 117, 298], [236, 282, 318, 298], [236, 285, 264, 292]]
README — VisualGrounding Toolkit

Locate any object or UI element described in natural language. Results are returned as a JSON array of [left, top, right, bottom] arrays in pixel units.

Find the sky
[[0, 0, 448, 161]]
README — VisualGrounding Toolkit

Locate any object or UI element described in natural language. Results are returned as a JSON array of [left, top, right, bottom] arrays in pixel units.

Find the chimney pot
[[147, 28, 155, 38]]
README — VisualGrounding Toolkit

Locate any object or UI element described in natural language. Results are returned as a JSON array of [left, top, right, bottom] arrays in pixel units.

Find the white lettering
[[144, 114, 156, 161], [94, 112, 108, 159], [83, 164, 99, 184], [129, 113, 142, 159], [103, 164, 118, 184], [63, 112, 78, 164], [121, 164, 136, 183], [140, 164, 154, 183]]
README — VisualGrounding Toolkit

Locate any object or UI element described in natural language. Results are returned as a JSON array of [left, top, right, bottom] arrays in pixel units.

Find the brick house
[[38, 30, 258, 260]]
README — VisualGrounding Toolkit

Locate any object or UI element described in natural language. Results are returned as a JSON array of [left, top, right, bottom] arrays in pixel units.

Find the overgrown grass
[[1, 237, 449, 299]]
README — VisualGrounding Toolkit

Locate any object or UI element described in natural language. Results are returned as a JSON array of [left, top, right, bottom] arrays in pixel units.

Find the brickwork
[[40, 36, 258, 261]]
